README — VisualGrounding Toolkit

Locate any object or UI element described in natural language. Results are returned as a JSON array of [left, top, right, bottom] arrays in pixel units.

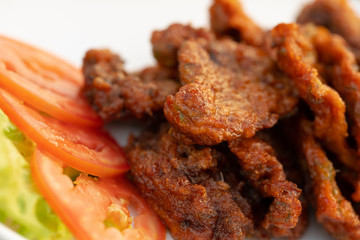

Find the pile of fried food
[[82, 0, 360, 239]]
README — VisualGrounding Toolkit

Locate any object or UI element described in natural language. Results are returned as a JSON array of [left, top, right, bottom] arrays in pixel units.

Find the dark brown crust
[[151, 24, 214, 68], [271, 23, 357, 170], [82, 49, 180, 121], [203, 179, 252, 240], [164, 38, 298, 145], [126, 124, 252, 240], [209, 0, 265, 46], [260, 128, 310, 240], [297, 0, 360, 63], [229, 137, 302, 238], [297, 117, 360, 240], [76, 1, 360, 239]]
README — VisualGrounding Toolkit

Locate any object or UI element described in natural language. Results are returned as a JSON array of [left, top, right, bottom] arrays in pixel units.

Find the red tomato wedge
[[0, 35, 103, 127], [31, 149, 166, 240], [0, 88, 128, 177]]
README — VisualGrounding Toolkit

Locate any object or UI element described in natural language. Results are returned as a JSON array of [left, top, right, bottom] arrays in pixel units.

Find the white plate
[[0, 0, 359, 239]]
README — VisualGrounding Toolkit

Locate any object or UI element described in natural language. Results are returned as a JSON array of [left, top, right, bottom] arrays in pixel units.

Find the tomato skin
[[31, 149, 166, 240], [0, 35, 103, 127], [0, 35, 82, 85], [0, 88, 129, 177], [95, 175, 167, 240]]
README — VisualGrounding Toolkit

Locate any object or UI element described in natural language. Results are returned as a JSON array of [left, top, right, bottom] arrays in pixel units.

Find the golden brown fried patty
[[164, 38, 298, 145], [126, 124, 252, 240]]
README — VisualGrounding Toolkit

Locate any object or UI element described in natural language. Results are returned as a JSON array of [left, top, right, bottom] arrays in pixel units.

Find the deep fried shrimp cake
[[297, 117, 360, 240], [82, 49, 180, 121], [164, 38, 298, 145], [210, 0, 265, 47], [229, 137, 302, 238], [271, 23, 357, 170], [151, 24, 214, 68], [126, 124, 252, 240], [297, 0, 360, 63]]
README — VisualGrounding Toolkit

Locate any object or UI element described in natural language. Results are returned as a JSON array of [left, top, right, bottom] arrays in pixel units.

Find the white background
[[1, 0, 360, 239]]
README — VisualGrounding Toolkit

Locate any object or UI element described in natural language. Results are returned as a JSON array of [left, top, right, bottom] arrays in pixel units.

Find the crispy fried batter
[[203, 179, 252, 240], [297, 117, 360, 240], [257, 127, 309, 240], [229, 137, 302, 238], [297, 0, 360, 63], [82, 49, 180, 121], [308, 27, 360, 200], [126, 124, 252, 240], [151, 24, 214, 68], [215, 142, 307, 240], [81, 1, 360, 239], [164, 38, 298, 145], [311, 27, 360, 158], [210, 0, 265, 46], [271, 23, 357, 170]]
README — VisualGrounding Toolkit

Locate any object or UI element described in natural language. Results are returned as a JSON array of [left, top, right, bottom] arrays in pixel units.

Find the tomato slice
[[0, 88, 128, 177], [0, 35, 103, 127], [31, 149, 166, 240]]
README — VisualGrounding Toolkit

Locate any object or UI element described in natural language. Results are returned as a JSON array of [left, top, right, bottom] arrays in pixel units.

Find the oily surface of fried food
[[309, 26, 360, 201], [311, 26, 360, 161], [126, 124, 252, 240], [151, 24, 214, 68], [271, 23, 358, 171], [297, 117, 360, 240], [164, 38, 298, 145], [82, 49, 180, 121], [210, 0, 265, 46], [297, 0, 360, 62], [229, 136, 302, 238]]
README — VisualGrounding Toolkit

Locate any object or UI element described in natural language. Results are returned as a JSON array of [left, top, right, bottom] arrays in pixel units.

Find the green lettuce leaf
[[0, 110, 73, 240]]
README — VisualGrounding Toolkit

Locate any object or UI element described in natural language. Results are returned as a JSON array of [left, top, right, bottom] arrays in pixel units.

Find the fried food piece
[[164, 38, 298, 145], [256, 127, 309, 239], [287, 204, 308, 240], [126, 124, 252, 240], [210, 0, 265, 46], [151, 24, 214, 68], [216, 141, 307, 240], [311, 27, 360, 159], [229, 137, 302, 238], [258, 128, 305, 190], [271, 23, 357, 170], [297, 0, 360, 62], [297, 117, 360, 240], [214, 149, 254, 221], [203, 178, 252, 240], [82, 49, 180, 121], [308, 27, 360, 200]]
